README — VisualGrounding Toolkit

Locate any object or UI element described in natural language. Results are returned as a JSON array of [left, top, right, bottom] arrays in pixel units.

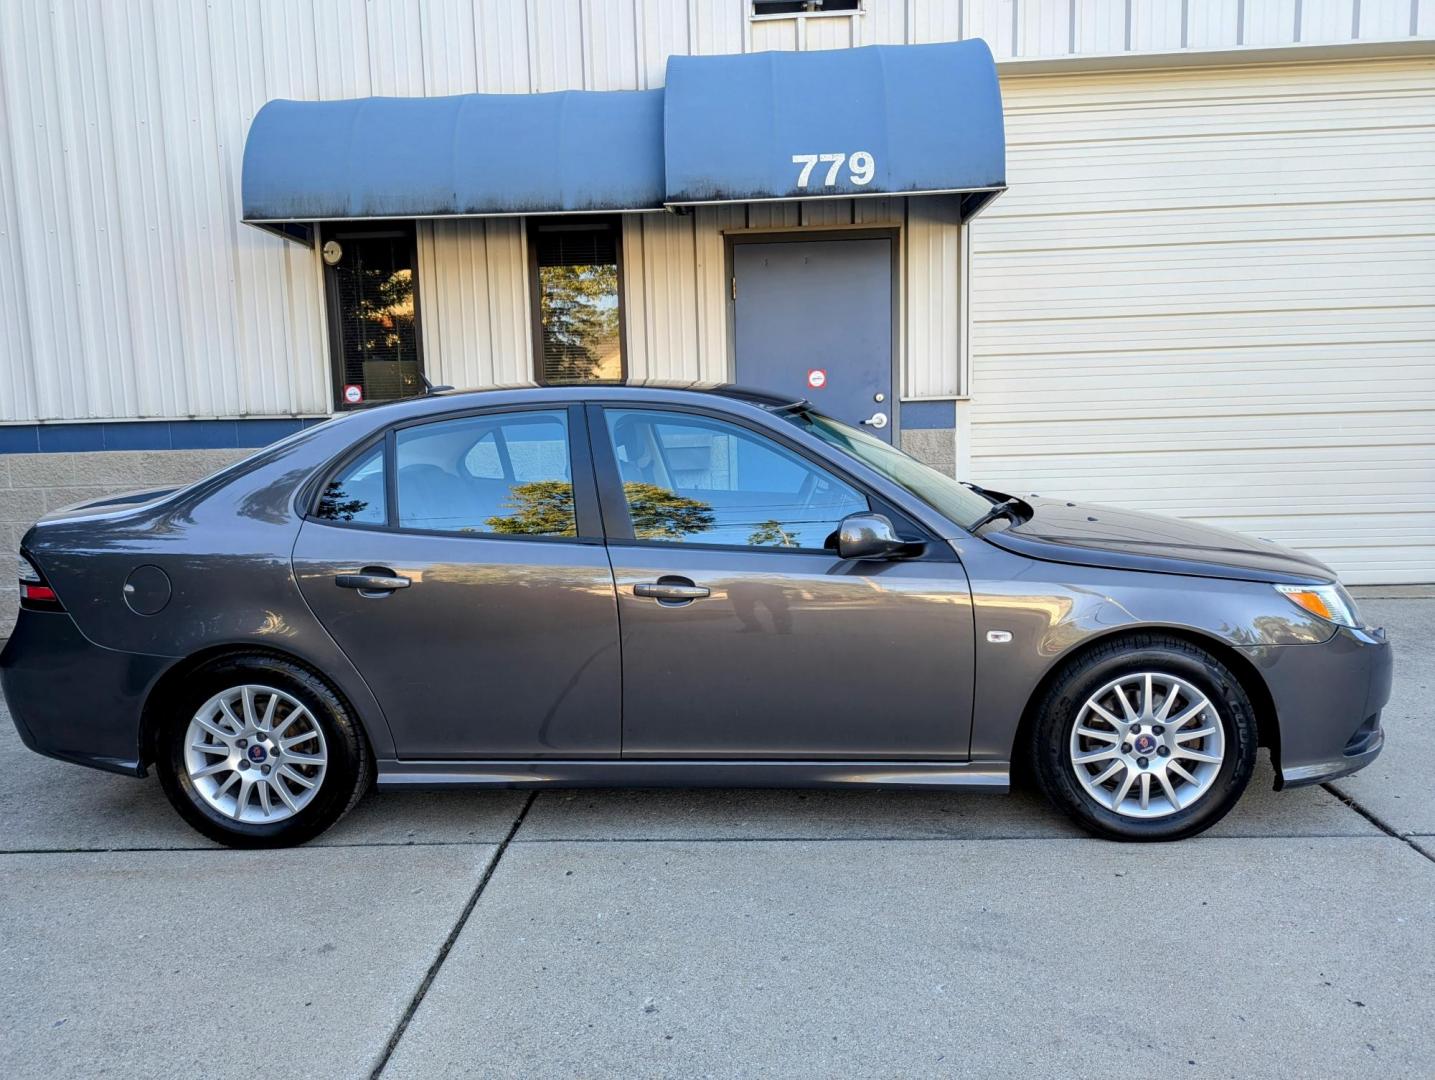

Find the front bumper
[[0, 609, 175, 777], [1243, 623, 1393, 790]]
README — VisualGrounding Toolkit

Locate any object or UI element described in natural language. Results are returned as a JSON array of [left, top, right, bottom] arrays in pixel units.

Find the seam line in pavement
[[0, 840, 523, 854], [1322, 782, 1435, 865], [368, 790, 537, 1080], [504, 831, 1387, 844]]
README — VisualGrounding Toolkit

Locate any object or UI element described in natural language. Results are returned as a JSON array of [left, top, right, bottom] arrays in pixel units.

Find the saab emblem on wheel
[[1134, 733, 1158, 755], [247, 744, 268, 763]]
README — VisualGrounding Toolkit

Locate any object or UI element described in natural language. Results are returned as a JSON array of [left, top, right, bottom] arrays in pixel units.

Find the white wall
[[3, 0, 1431, 424], [967, 56, 1435, 583]]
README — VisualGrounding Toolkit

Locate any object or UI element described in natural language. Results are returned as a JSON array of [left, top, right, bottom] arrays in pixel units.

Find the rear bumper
[[0, 609, 174, 777], [1243, 624, 1393, 790]]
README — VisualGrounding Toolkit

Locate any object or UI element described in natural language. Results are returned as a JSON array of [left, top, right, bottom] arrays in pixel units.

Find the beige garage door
[[967, 56, 1435, 584]]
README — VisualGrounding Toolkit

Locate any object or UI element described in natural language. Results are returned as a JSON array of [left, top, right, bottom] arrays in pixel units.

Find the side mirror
[[835, 512, 917, 560]]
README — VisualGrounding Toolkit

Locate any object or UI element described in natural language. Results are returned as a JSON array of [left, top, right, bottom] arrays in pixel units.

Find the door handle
[[335, 571, 411, 593], [633, 581, 710, 602], [860, 411, 889, 429]]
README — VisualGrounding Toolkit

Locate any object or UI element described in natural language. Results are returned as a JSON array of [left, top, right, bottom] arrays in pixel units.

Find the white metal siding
[[969, 57, 1435, 583], [3, 1, 1431, 424]]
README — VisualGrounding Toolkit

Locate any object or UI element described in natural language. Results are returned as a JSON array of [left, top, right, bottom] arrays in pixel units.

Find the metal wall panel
[[4, 0, 1432, 426], [968, 58, 1435, 583], [418, 217, 537, 388]]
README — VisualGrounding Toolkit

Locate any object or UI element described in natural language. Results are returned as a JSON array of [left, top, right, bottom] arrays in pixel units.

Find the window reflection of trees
[[539, 263, 621, 383], [485, 480, 579, 537], [316, 481, 372, 522], [747, 519, 800, 547], [479, 480, 719, 541]]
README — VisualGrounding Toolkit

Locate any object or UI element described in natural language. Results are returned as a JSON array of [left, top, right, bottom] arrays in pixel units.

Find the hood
[[982, 498, 1336, 585]]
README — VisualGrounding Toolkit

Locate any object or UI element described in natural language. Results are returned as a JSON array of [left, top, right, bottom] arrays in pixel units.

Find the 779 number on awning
[[790, 151, 875, 189]]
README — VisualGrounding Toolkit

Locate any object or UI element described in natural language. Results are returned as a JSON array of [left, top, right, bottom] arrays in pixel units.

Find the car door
[[292, 404, 621, 759], [592, 403, 976, 760]]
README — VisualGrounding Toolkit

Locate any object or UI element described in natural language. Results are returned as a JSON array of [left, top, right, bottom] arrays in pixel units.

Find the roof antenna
[[420, 374, 454, 395]]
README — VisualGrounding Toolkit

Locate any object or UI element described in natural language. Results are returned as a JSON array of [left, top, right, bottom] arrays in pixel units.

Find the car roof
[[418, 380, 806, 412]]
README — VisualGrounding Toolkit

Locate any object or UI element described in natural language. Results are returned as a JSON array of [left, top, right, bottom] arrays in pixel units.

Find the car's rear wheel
[[1030, 634, 1258, 841], [156, 654, 371, 848]]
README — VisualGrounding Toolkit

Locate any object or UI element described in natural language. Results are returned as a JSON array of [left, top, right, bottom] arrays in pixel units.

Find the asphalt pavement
[[2, 596, 1431, 1078]]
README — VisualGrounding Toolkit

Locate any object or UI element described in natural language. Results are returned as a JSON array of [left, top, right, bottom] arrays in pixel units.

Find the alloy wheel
[[182, 684, 328, 824], [1068, 671, 1225, 819]]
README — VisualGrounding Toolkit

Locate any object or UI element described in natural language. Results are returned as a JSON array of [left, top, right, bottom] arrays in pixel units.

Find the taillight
[[18, 553, 63, 610]]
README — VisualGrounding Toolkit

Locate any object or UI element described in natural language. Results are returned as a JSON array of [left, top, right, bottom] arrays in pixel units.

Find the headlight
[[1274, 583, 1360, 628]]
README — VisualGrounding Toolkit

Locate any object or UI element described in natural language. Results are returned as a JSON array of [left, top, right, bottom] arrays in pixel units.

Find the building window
[[530, 217, 625, 385], [322, 223, 424, 409], [751, 1, 861, 19]]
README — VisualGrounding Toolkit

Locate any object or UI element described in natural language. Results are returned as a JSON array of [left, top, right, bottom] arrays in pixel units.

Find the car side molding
[[375, 759, 1010, 792]]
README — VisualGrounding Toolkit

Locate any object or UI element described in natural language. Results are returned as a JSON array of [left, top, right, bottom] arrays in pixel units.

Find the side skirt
[[375, 759, 1009, 792]]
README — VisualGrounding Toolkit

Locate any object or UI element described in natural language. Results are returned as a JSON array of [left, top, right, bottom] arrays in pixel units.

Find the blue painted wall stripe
[[900, 400, 956, 430], [0, 419, 326, 454]]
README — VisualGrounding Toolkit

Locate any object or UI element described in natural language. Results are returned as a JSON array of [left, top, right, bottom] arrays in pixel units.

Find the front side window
[[604, 409, 867, 548], [395, 410, 576, 537], [531, 218, 624, 385], [322, 223, 424, 410]]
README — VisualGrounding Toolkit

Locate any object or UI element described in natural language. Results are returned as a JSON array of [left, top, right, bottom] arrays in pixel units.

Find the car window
[[604, 408, 867, 548], [396, 410, 576, 537], [782, 409, 996, 530], [314, 443, 386, 524]]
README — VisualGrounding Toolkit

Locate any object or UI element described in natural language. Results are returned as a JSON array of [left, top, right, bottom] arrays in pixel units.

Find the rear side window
[[314, 443, 386, 524], [395, 410, 576, 537]]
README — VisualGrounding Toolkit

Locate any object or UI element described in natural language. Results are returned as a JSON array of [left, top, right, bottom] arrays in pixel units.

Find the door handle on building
[[861, 411, 889, 429]]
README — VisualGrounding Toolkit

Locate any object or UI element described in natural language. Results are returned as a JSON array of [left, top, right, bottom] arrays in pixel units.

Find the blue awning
[[242, 39, 1005, 240], [242, 89, 666, 226], [663, 40, 1004, 216]]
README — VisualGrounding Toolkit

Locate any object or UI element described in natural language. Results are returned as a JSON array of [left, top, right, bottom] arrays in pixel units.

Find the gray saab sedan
[[1, 385, 1391, 847]]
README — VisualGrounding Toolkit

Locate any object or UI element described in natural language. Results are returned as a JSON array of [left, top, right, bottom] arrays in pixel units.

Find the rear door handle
[[633, 581, 710, 602], [335, 571, 411, 593]]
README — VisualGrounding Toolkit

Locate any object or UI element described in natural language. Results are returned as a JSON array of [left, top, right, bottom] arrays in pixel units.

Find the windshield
[[781, 410, 997, 530]]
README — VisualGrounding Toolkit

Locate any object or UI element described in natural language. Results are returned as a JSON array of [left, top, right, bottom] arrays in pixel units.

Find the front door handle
[[335, 570, 411, 593], [633, 580, 710, 602], [860, 411, 889, 429]]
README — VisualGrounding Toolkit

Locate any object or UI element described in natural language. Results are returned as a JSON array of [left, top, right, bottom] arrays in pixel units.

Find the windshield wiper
[[967, 497, 1024, 532]]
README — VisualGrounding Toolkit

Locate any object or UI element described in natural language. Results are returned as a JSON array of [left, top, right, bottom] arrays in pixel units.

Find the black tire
[[155, 653, 372, 848], [1029, 634, 1258, 842]]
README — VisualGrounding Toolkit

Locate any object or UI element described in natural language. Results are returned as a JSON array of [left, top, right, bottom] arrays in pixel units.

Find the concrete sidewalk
[[2, 598, 1431, 1078]]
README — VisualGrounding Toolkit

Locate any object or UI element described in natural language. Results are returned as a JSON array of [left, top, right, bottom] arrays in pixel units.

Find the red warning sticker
[[343, 384, 363, 404], [807, 369, 827, 390]]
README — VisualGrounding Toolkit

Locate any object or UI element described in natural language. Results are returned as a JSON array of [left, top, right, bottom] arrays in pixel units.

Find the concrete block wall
[[1, 449, 250, 638], [900, 429, 957, 477]]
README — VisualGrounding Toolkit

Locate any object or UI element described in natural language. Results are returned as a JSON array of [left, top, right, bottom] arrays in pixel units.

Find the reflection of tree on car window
[[315, 480, 371, 522], [747, 519, 800, 547], [485, 480, 578, 537], [623, 482, 715, 540]]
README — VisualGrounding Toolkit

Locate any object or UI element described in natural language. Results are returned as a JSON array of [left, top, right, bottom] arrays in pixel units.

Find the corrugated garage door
[[967, 57, 1435, 584]]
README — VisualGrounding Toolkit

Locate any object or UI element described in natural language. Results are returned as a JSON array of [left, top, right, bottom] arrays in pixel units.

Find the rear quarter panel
[[22, 426, 400, 759]]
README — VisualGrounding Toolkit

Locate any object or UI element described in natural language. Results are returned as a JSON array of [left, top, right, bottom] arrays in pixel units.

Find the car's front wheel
[[1030, 634, 1258, 841], [155, 654, 371, 847]]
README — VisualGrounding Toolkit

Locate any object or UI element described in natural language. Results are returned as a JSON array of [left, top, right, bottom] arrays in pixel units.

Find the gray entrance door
[[733, 236, 895, 441]]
